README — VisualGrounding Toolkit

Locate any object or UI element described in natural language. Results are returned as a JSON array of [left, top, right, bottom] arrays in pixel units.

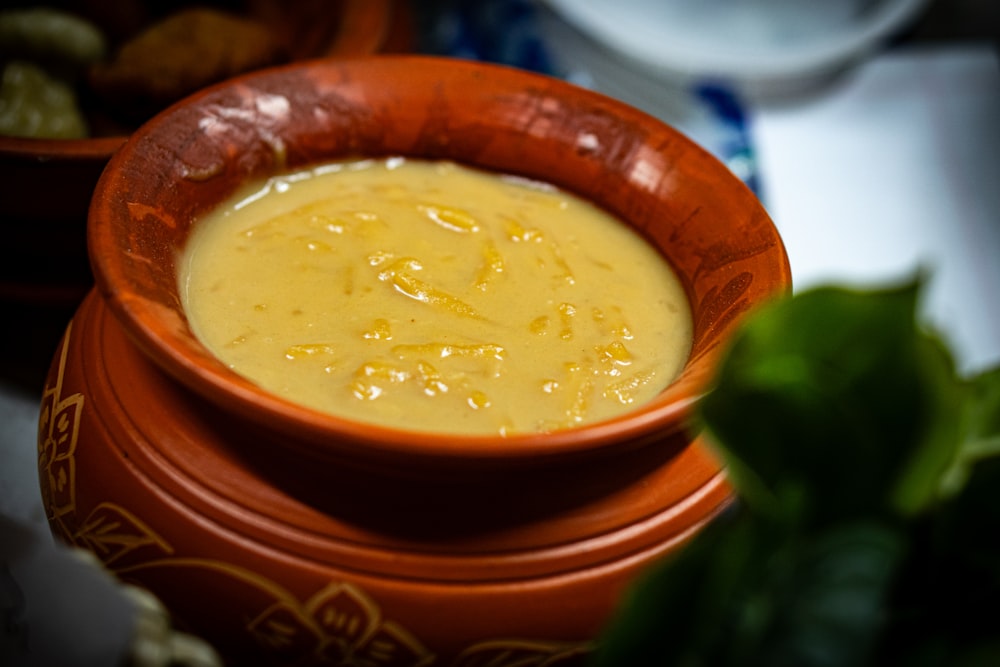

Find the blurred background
[[2, 0, 998, 664]]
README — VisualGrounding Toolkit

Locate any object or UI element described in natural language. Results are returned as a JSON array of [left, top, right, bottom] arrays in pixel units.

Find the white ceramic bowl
[[542, 0, 932, 97]]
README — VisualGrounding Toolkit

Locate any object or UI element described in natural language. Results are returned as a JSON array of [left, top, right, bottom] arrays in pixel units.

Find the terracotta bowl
[[39, 56, 791, 665], [0, 0, 410, 307]]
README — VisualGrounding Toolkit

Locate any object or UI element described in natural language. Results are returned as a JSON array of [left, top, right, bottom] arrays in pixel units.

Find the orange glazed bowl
[[39, 56, 790, 665], [0, 0, 410, 307]]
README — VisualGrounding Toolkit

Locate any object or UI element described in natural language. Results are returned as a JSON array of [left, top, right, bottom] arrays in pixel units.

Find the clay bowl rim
[[0, 0, 396, 164], [88, 54, 792, 471]]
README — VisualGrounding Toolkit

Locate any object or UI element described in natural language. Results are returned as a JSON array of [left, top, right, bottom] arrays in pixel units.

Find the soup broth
[[180, 158, 692, 435]]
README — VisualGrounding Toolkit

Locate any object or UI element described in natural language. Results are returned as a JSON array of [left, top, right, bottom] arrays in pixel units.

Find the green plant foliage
[[590, 279, 1000, 667]]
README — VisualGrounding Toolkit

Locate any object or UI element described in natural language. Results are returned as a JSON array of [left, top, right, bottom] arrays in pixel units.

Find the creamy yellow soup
[[180, 158, 691, 435]]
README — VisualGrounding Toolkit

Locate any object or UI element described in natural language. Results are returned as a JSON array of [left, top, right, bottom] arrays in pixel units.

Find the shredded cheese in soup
[[180, 158, 691, 435]]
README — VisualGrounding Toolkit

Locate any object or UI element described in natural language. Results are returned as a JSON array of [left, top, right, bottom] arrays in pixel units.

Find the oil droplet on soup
[[179, 158, 692, 435]]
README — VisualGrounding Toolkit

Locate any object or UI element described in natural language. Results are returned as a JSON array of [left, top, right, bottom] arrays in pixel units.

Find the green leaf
[[590, 514, 905, 667], [592, 280, 997, 667], [939, 365, 1000, 499], [696, 279, 965, 529], [887, 332, 967, 516], [588, 513, 783, 667], [939, 365, 1000, 567], [759, 521, 905, 667]]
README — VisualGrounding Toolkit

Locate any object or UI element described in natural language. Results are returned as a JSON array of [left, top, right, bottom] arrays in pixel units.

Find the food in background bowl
[[86, 6, 289, 127], [1, 4, 290, 139], [0, 0, 409, 307], [0, 1, 408, 138]]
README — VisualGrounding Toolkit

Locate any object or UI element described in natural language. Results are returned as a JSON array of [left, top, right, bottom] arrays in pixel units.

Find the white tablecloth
[[754, 44, 1000, 375]]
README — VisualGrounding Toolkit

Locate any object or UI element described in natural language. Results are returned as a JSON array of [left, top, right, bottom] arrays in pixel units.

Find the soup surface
[[180, 158, 692, 435]]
